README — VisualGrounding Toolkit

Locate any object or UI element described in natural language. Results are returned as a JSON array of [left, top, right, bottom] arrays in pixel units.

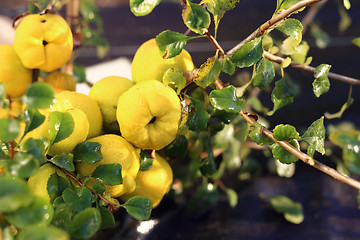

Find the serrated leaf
[[63, 187, 93, 213], [69, 208, 101, 239], [313, 64, 331, 98], [301, 117, 325, 157], [162, 68, 187, 94], [275, 18, 303, 41], [156, 30, 199, 59], [249, 123, 274, 146], [252, 57, 275, 89], [220, 56, 236, 75], [272, 139, 299, 164], [16, 225, 69, 240], [271, 78, 295, 113], [90, 163, 123, 186], [73, 141, 102, 164], [269, 195, 304, 224], [22, 82, 55, 109], [187, 97, 210, 132], [20, 138, 48, 165], [47, 173, 70, 203], [273, 124, 300, 141], [122, 196, 152, 221], [209, 85, 245, 113], [49, 111, 74, 146], [0, 118, 20, 142], [139, 150, 154, 171], [130, 0, 161, 16], [194, 53, 222, 88], [49, 154, 75, 172], [23, 107, 46, 137], [231, 37, 263, 68], [182, 0, 211, 35], [7, 152, 39, 178]]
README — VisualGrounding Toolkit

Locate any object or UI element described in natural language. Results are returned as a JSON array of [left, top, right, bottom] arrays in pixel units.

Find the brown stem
[[202, 28, 225, 56], [226, 0, 324, 58], [263, 51, 360, 86]]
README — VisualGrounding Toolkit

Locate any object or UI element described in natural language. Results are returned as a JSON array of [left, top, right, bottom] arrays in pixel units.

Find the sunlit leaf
[[49, 154, 75, 172], [269, 195, 304, 224], [353, 37, 360, 48], [139, 150, 154, 171], [220, 56, 236, 75], [273, 124, 300, 141], [23, 108, 45, 137], [252, 57, 275, 89], [271, 78, 295, 113], [122, 196, 152, 221], [249, 122, 274, 146], [194, 53, 221, 88], [275, 18, 303, 41], [231, 37, 263, 68], [225, 188, 238, 208], [22, 82, 55, 109], [313, 64, 331, 98], [209, 85, 245, 113], [272, 139, 299, 164], [73, 141, 102, 164], [301, 117, 325, 157], [49, 111, 74, 146], [162, 68, 187, 94], [20, 138, 48, 165], [90, 163, 123, 186], [182, 0, 211, 35], [130, 0, 161, 16]]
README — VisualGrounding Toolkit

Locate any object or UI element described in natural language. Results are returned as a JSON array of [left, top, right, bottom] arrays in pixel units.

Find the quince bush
[[0, 0, 359, 239]]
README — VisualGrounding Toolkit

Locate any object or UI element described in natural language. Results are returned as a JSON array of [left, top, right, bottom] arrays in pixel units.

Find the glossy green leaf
[[165, 135, 188, 159], [52, 203, 72, 231], [156, 30, 199, 59], [139, 150, 154, 171], [182, 0, 211, 35], [7, 152, 39, 178], [16, 225, 69, 240], [275, 18, 303, 41], [20, 138, 48, 165], [269, 195, 304, 224], [301, 117, 326, 157], [90, 163, 123, 186], [92, 182, 106, 195], [49, 154, 75, 172], [63, 187, 92, 212], [98, 206, 115, 230], [313, 64, 331, 98], [4, 196, 54, 228], [47, 173, 70, 203], [225, 188, 238, 208], [220, 56, 236, 75], [187, 97, 210, 132], [49, 111, 74, 145], [272, 139, 300, 164], [231, 37, 263, 68], [69, 208, 101, 239], [353, 37, 360, 47], [252, 57, 275, 89], [0, 118, 20, 142], [194, 53, 222, 88], [122, 196, 152, 221], [273, 124, 300, 141], [186, 183, 219, 214], [211, 109, 238, 124], [0, 177, 33, 213], [276, 0, 302, 12], [271, 78, 295, 113], [73, 141, 102, 164], [249, 122, 274, 146], [23, 107, 46, 137], [209, 85, 245, 113], [130, 0, 161, 16], [22, 82, 55, 109], [0, 82, 5, 101], [162, 68, 187, 94]]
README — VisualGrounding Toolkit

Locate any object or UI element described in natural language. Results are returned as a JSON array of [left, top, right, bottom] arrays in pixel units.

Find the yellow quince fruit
[[13, 13, 73, 72], [131, 38, 194, 83], [44, 71, 76, 93], [117, 80, 181, 150], [52, 90, 103, 138], [89, 76, 134, 132], [76, 134, 140, 198], [120, 154, 173, 208], [0, 45, 32, 98]]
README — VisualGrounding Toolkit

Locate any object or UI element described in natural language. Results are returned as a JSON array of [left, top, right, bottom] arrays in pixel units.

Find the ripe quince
[[13, 13, 73, 72], [131, 38, 194, 83], [0, 45, 32, 98], [76, 134, 140, 197], [116, 80, 182, 150], [44, 71, 76, 93], [89, 76, 134, 132]]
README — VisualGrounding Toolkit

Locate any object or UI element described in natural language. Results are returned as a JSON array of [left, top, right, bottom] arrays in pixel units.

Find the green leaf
[[63, 187, 93, 212], [211, 109, 238, 124], [273, 124, 300, 141], [199, 133, 217, 177], [271, 78, 295, 113], [28, 0, 51, 14], [47, 173, 70, 203], [231, 37, 263, 68], [122, 196, 152, 221], [186, 183, 219, 215], [353, 37, 360, 48], [309, 22, 330, 49], [98, 206, 115, 230], [275, 18, 303, 41], [72, 141, 102, 164], [182, 0, 211, 35], [0, 118, 20, 142], [269, 195, 304, 224], [22, 82, 55, 109], [338, 2, 351, 32], [156, 30, 199, 59], [23, 107, 46, 137], [20, 138, 48, 165], [0, 177, 33, 213], [187, 97, 210, 132], [90, 163, 123, 186], [0, 82, 5, 101], [7, 152, 39, 178], [249, 123, 274, 146], [130, 0, 161, 17], [16, 225, 69, 240], [313, 64, 331, 98], [49, 154, 75, 172], [194, 53, 222, 88], [162, 68, 187, 94], [276, 0, 302, 12], [209, 85, 245, 113], [4, 195, 54, 228], [69, 208, 101, 239], [252, 57, 275, 89], [165, 135, 188, 159], [139, 150, 154, 171], [52, 203, 72, 231], [225, 188, 238, 208], [49, 111, 74, 146], [301, 117, 325, 157], [220, 56, 236, 75], [73, 64, 87, 83], [272, 139, 300, 164]]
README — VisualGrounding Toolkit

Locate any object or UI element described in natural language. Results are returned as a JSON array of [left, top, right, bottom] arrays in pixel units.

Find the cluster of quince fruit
[[0, 12, 195, 209]]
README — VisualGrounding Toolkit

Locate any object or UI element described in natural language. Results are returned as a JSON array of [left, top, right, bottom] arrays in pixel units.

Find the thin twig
[[202, 28, 225, 56], [263, 51, 360, 86]]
